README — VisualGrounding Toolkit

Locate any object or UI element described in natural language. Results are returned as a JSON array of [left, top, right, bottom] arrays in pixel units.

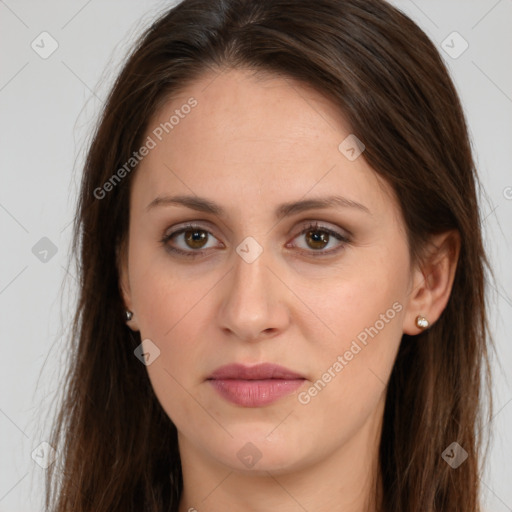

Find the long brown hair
[[45, 0, 493, 510]]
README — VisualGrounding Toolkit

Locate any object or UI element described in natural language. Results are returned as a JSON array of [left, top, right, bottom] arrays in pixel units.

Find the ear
[[116, 239, 140, 332], [403, 230, 460, 335]]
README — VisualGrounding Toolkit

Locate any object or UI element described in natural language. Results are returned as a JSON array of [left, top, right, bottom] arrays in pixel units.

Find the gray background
[[0, 0, 511, 510]]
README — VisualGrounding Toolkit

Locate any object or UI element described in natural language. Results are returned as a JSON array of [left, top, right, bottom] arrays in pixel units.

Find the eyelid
[[162, 219, 218, 236], [161, 222, 224, 250], [286, 221, 350, 255], [293, 219, 351, 237]]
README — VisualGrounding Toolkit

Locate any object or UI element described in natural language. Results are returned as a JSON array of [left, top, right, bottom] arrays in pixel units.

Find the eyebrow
[[145, 194, 371, 218]]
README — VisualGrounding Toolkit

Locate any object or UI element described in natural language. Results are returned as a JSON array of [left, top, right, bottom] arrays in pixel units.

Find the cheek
[[127, 243, 221, 373], [128, 239, 215, 340], [296, 246, 408, 416], [131, 270, 213, 374], [130, 264, 214, 428], [301, 246, 408, 354]]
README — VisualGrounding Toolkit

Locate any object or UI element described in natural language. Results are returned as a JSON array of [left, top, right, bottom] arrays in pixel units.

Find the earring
[[125, 310, 133, 322], [415, 315, 429, 330]]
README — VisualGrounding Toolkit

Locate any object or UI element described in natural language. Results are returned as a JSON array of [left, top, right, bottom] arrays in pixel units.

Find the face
[[120, 68, 416, 474]]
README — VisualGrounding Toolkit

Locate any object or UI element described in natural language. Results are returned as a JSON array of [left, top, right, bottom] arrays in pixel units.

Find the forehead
[[132, 68, 399, 223]]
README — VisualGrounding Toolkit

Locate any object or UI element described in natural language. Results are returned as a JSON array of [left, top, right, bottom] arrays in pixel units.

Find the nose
[[217, 243, 291, 342]]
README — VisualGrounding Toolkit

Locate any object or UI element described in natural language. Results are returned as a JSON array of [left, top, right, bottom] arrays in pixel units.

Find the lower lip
[[208, 378, 305, 407]]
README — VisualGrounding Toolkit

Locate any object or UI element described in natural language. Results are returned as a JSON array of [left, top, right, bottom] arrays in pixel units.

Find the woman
[[45, 0, 493, 510]]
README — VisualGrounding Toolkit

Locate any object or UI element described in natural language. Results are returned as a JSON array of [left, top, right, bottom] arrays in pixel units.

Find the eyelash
[[160, 221, 350, 258]]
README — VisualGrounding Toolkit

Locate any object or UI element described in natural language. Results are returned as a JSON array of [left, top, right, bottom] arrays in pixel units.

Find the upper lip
[[207, 363, 305, 380]]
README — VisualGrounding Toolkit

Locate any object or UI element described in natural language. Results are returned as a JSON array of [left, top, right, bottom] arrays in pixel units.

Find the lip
[[208, 363, 305, 380], [207, 363, 306, 407]]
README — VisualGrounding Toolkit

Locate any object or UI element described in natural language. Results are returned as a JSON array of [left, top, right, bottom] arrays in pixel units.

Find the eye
[[288, 221, 350, 256], [161, 221, 350, 259], [161, 223, 223, 257]]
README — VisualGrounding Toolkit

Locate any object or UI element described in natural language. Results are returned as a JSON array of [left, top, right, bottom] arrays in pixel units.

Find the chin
[[199, 426, 316, 475]]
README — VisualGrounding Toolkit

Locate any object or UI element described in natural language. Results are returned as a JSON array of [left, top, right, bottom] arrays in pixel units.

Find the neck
[[177, 397, 384, 512]]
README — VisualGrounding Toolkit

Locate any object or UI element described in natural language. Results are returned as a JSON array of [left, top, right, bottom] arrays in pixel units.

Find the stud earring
[[125, 310, 133, 322], [415, 315, 429, 330]]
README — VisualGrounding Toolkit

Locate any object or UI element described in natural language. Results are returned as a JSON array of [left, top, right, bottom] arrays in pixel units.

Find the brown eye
[[183, 228, 209, 249], [161, 223, 223, 257], [304, 229, 330, 250], [290, 222, 350, 256]]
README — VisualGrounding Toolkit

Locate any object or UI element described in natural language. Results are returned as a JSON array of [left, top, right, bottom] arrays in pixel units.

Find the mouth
[[207, 363, 306, 407]]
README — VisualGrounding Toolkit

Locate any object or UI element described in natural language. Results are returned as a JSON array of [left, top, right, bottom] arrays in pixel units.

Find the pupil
[[185, 229, 207, 248], [308, 230, 328, 249]]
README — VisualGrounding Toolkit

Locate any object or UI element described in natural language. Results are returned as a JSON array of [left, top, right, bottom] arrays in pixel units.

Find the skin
[[120, 68, 459, 512]]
